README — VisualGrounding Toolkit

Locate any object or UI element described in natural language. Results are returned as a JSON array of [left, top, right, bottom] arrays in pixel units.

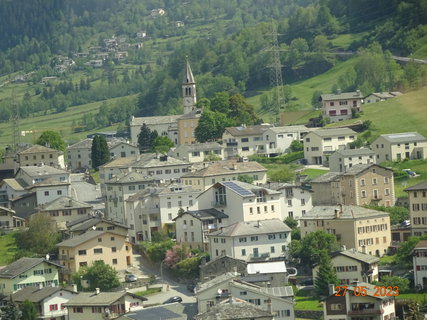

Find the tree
[[15, 213, 60, 255], [20, 300, 38, 320], [290, 230, 340, 266], [396, 236, 422, 268], [91, 135, 110, 169], [268, 166, 295, 183], [140, 239, 175, 262], [284, 217, 298, 229], [1, 301, 21, 320], [195, 110, 234, 143], [137, 123, 152, 153], [375, 276, 409, 293], [289, 140, 303, 152], [73, 261, 120, 291], [237, 174, 254, 184], [35, 131, 66, 152], [153, 136, 174, 154], [315, 251, 339, 296], [228, 94, 258, 125]]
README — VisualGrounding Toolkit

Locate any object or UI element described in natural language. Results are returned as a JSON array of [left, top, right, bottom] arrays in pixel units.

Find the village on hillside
[[0, 59, 426, 320]]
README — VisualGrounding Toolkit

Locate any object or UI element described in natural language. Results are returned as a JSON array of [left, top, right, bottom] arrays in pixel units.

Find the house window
[[94, 248, 103, 254], [110, 237, 115, 241], [98, 238, 102, 242], [112, 247, 117, 252], [270, 246, 275, 253], [73, 307, 83, 313], [44, 191, 49, 196], [241, 249, 246, 256], [78, 250, 86, 255], [250, 236, 258, 241], [112, 258, 118, 264], [49, 304, 58, 311], [57, 190, 62, 195], [79, 262, 87, 267]]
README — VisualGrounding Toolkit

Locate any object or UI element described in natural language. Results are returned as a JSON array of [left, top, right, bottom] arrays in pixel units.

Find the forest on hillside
[[0, 0, 426, 125]]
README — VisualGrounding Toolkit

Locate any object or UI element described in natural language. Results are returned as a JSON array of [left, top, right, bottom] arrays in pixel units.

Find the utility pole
[[266, 21, 285, 122]]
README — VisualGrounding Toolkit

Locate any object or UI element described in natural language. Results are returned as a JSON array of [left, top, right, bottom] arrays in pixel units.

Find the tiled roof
[[64, 291, 146, 306], [379, 132, 427, 144], [177, 108, 202, 120], [266, 125, 310, 133], [107, 171, 153, 184], [173, 142, 223, 152], [175, 209, 229, 221], [342, 163, 392, 175], [56, 230, 107, 247], [196, 272, 239, 293], [123, 303, 186, 320], [321, 91, 364, 101], [10, 286, 76, 303], [183, 160, 266, 178], [338, 248, 380, 264], [130, 115, 181, 126], [1, 178, 26, 191], [209, 219, 291, 237], [18, 165, 69, 177], [311, 128, 357, 137], [19, 145, 62, 154], [27, 178, 70, 189], [224, 124, 272, 137], [333, 148, 375, 157], [311, 172, 341, 183], [404, 181, 427, 192], [68, 217, 128, 232], [67, 138, 93, 150], [300, 205, 389, 220], [415, 240, 427, 249], [0, 258, 62, 279], [38, 196, 92, 211]]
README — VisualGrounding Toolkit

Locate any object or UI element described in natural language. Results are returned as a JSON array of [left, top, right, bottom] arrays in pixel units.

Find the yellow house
[[177, 109, 202, 145], [56, 230, 132, 281], [0, 257, 62, 295], [17, 145, 65, 169]]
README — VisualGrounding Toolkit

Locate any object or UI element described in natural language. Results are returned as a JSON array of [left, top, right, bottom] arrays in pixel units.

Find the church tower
[[182, 58, 197, 114]]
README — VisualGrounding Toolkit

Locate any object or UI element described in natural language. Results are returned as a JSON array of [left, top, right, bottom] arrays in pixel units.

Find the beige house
[[174, 209, 229, 250], [18, 145, 65, 169], [0, 206, 25, 229], [66, 216, 129, 239], [208, 219, 291, 261], [169, 142, 224, 163], [222, 124, 272, 158], [56, 230, 132, 281], [36, 196, 93, 230], [413, 240, 427, 289], [197, 181, 282, 224], [108, 140, 139, 159], [329, 148, 377, 172], [364, 91, 402, 104], [323, 282, 395, 320], [311, 164, 395, 207], [300, 206, 391, 256], [313, 249, 379, 285], [371, 132, 427, 163], [405, 181, 427, 236], [0, 257, 62, 295], [177, 109, 202, 145], [303, 128, 357, 165], [67, 138, 93, 171], [65, 290, 146, 320], [182, 160, 267, 191], [196, 272, 295, 318], [130, 115, 180, 145], [320, 91, 364, 122]]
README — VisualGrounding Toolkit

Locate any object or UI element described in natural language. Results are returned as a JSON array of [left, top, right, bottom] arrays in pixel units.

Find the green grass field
[[134, 287, 162, 297], [0, 232, 19, 266], [295, 295, 323, 311]]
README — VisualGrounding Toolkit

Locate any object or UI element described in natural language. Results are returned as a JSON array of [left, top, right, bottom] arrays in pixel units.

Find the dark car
[[163, 296, 183, 304], [125, 274, 138, 282], [186, 282, 196, 293]]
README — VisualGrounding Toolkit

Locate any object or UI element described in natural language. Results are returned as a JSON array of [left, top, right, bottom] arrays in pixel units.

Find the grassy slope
[[0, 232, 18, 266]]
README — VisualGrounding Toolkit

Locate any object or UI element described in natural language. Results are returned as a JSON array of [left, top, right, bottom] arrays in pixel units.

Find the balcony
[[211, 201, 226, 208], [348, 309, 383, 315], [226, 142, 238, 147], [249, 252, 270, 261]]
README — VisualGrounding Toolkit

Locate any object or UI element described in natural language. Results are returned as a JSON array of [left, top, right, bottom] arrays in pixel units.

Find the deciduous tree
[[314, 251, 339, 296], [35, 131, 66, 152]]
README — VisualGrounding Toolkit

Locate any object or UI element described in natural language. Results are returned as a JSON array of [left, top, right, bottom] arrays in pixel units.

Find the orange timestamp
[[334, 285, 399, 297]]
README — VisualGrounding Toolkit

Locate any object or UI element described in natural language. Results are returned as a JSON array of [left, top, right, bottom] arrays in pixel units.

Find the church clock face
[[185, 97, 193, 105]]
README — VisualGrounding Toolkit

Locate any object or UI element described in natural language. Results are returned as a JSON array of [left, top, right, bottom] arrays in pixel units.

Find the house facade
[[182, 160, 267, 191], [0, 257, 62, 295], [413, 240, 427, 289], [108, 140, 139, 159], [270, 182, 313, 221], [329, 148, 377, 173], [208, 219, 291, 261], [17, 145, 65, 169], [56, 230, 132, 281], [169, 142, 224, 163], [262, 125, 313, 156], [312, 249, 379, 285], [320, 91, 364, 122], [303, 128, 357, 165], [371, 132, 427, 163], [0, 206, 25, 230], [300, 206, 391, 256], [404, 181, 427, 236], [177, 109, 202, 145], [67, 138, 93, 171]]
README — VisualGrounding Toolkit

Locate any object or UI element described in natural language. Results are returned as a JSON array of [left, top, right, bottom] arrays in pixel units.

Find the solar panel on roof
[[223, 181, 253, 196]]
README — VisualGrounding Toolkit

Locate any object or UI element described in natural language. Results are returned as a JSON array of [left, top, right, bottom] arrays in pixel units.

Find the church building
[[130, 59, 202, 146]]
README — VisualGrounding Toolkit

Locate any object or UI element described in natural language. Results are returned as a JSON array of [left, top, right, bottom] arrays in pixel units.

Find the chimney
[[329, 284, 337, 295], [334, 209, 340, 219], [38, 283, 43, 290], [95, 288, 100, 295], [361, 245, 367, 254], [72, 284, 78, 293]]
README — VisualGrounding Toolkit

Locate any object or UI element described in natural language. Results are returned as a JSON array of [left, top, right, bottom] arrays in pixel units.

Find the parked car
[[163, 296, 183, 304], [125, 274, 138, 282], [403, 169, 417, 177]]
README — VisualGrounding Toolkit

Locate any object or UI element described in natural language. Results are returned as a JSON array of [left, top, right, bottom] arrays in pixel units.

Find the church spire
[[182, 57, 197, 114]]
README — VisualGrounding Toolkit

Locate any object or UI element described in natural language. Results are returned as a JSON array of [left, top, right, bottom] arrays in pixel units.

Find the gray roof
[[173, 142, 223, 152], [343, 163, 391, 176], [0, 258, 62, 279], [18, 165, 69, 177], [177, 108, 202, 120], [346, 282, 391, 300], [209, 219, 291, 237], [9, 286, 76, 303], [107, 171, 154, 184], [67, 217, 128, 232], [321, 91, 364, 101], [266, 125, 309, 133], [405, 181, 427, 192], [123, 303, 186, 320], [130, 115, 181, 126], [379, 132, 427, 144], [184, 160, 266, 178], [57, 230, 108, 247], [231, 280, 294, 298], [19, 145, 62, 154], [194, 298, 273, 320], [183, 58, 195, 84], [134, 155, 190, 168], [175, 209, 229, 221], [367, 92, 402, 99], [300, 205, 389, 220], [196, 272, 240, 293], [68, 138, 93, 150], [338, 248, 380, 264], [0, 179, 25, 191], [225, 124, 272, 137], [27, 178, 70, 189], [333, 148, 375, 157], [38, 196, 92, 211], [218, 181, 280, 197], [311, 172, 341, 183], [64, 291, 146, 306], [311, 128, 357, 137], [99, 156, 138, 169]]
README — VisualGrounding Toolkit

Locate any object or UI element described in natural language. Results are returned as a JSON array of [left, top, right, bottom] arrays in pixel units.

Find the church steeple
[[182, 57, 197, 114]]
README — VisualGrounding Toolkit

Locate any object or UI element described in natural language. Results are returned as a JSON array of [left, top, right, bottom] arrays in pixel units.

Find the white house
[[413, 240, 427, 289], [329, 148, 377, 172], [108, 140, 139, 159], [169, 142, 224, 163], [208, 219, 291, 261], [303, 128, 357, 165], [262, 125, 314, 156], [364, 92, 402, 104], [197, 181, 282, 224]]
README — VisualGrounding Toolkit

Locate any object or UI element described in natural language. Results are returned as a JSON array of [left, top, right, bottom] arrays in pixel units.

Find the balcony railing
[[226, 142, 238, 147], [211, 201, 226, 208], [348, 309, 383, 315], [249, 252, 270, 261]]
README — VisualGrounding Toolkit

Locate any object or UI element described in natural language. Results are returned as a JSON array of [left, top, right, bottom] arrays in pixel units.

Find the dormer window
[[256, 191, 267, 203]]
